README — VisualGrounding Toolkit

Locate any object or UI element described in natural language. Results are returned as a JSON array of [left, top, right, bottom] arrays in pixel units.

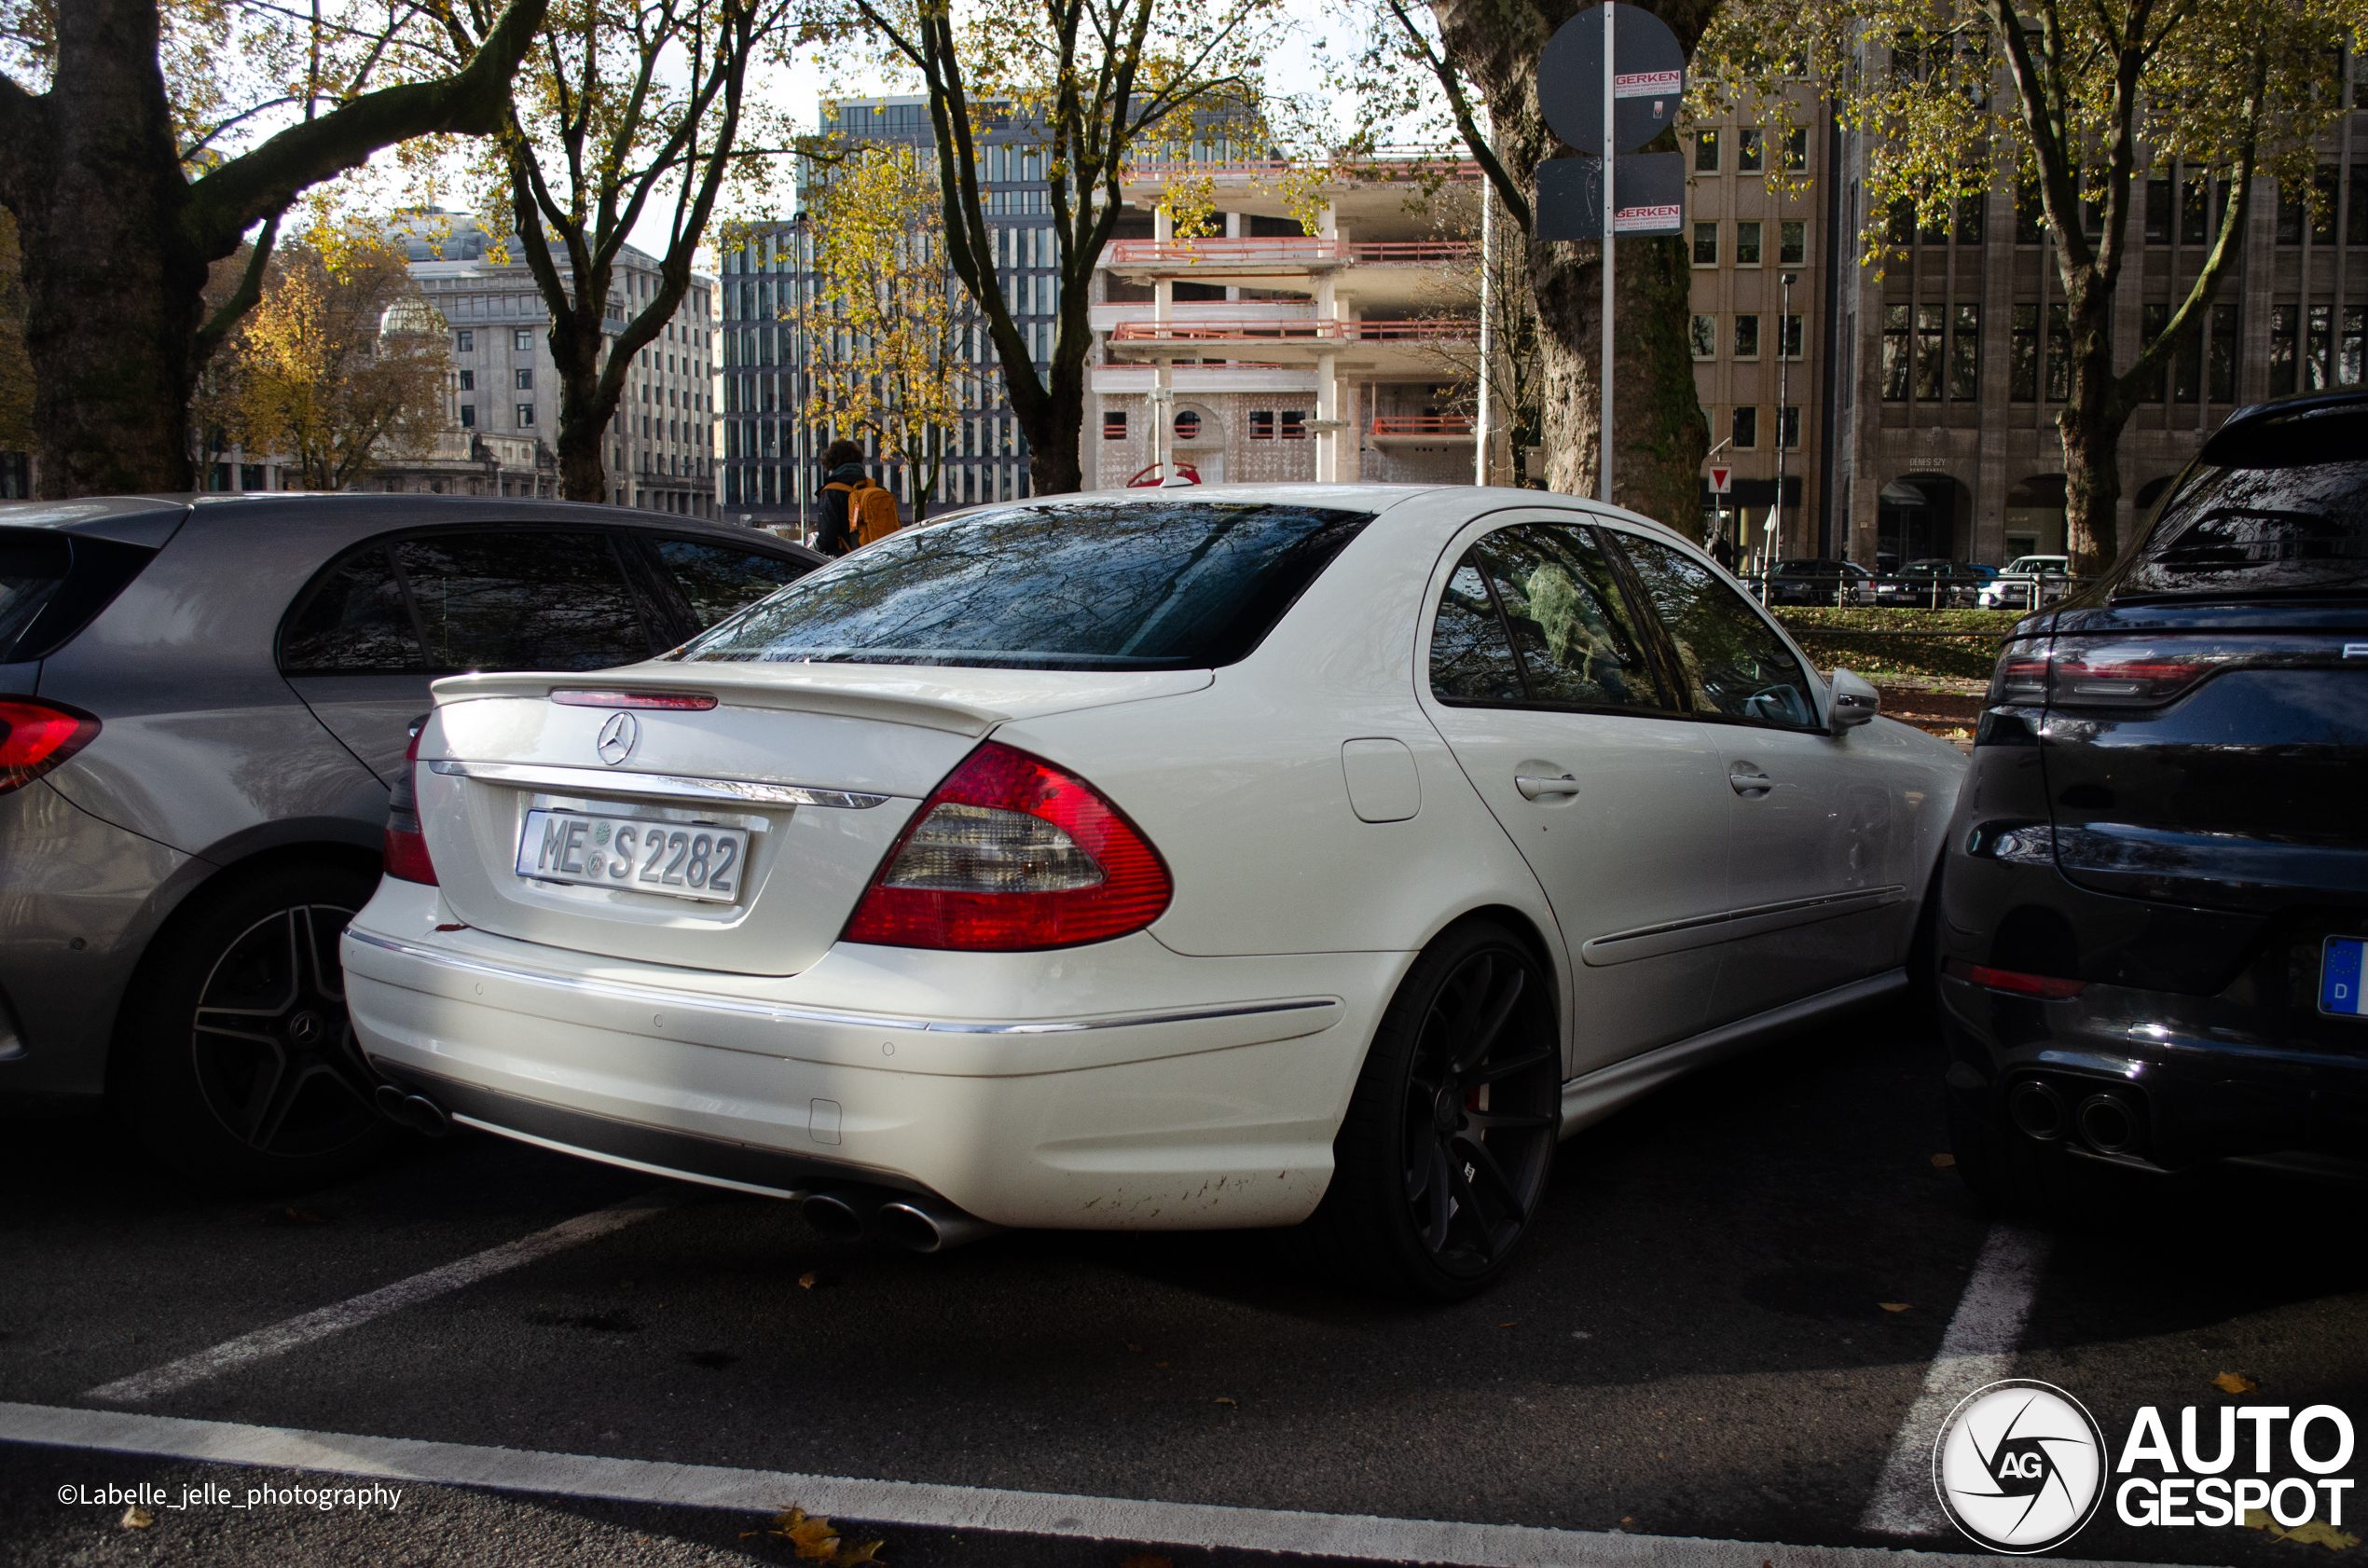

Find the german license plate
[[2320, 937, 2368, 1018], [516, 809, 748, 902]]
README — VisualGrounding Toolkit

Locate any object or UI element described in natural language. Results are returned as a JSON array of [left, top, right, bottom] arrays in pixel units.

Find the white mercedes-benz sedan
[[341, 486, 1966, 1298]]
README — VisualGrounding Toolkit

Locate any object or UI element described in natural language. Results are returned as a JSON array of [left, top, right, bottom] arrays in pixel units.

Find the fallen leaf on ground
[[120, 1506, 154, 1529], [1879, 1302, 1913, 1313], [1930, 1153, 1956, 1167], [2215, 1371, 2257, 1394], [1498, 1321, 1518, 1328], [798, 1272, 818, 1289], [1213, 1396, 1237, 1406], [2245, 1510, 2361, 1550], [742, 1506, 885, 1564]]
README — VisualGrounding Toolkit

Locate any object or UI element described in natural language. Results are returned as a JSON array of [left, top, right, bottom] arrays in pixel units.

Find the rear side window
[[280, 530, 654, 674], [2120, 408, 2368, 598], [0, 530, 156, 664], [679, 501, 1371, 670], [1430, 524, 1670, 711], [653, 538, 811, 628], [1615, 535, 1820, 728]]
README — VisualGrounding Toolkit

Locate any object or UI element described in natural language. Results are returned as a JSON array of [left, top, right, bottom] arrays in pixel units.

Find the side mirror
[[1828, 667, 1880, 735]]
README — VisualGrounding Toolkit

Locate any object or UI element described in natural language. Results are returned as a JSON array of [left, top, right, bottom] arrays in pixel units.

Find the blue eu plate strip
[[2321, 938, 2367, 1017]]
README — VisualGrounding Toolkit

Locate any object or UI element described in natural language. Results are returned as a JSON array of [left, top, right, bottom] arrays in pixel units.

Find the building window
[[1733, 313, 1761, 359], [460, 403, 476, 428], [1953, 196, 1985, 244], [2145, 179, 2171, 244], [2314, 167, 2340, 244], [1249, 410, 1274, 439], [1880, 305, 1910, 400], [517, 402, 535, 426], [1174, 409, 1201, 440], [1915, 304, 1946, 400], [1777, 405, 1800, 448], [516, 367, 533, 390], [458, 369, 475, 392], [2045, 305, 2072, 400], [2352, 167, 2368, 245], [1783, 129, 1807, 170], [1731, 406, 1758, 447], [1689, 314, 1718, 359], [2209, 303, 2237, 401], [1102, 410, 1126, 440], [1738, 129, 1764, 172], [513, 328, 532, 351], [1778, 312, 1804, 359], [2344, 307, 2365, 386], [1692, 222, 1718, 266], [2271, 304, 2299, 393], [1280, 410, 1306, 439], [2182, 177, 2211, 245], [2309, 302, 2334, 389], [1948, 304, 1980, 399], [1694, 129, 1720, 172], [2010, 304, 2039, 401], [456, 330, 474, 353], [1779, 222, 1806, 266], [2015, 182, 2047, 243], [2173, 307, 2203, 403], [1735, 221, 1762, 266]]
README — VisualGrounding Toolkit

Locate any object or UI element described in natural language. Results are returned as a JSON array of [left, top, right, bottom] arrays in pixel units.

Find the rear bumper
[[339, 880, 1401, 1230]]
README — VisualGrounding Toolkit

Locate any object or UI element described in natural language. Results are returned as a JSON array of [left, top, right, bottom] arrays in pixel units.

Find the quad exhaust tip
[[2076, 1093, 2141, 1156], [373, 1084, 453, 1139], [2007, 1079, 2067, 1141], [801, 1186, 1001, 1252]]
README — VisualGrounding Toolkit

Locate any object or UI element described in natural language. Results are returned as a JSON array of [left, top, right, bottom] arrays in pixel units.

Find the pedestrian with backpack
[[814, 439, 903, 557]]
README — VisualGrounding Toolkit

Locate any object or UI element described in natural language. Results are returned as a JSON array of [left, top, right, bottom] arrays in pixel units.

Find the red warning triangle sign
[[1707, 464, 1733, 493]]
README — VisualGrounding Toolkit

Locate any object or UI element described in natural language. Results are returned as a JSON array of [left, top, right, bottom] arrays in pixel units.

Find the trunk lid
[[415, 665, 1210, 974]]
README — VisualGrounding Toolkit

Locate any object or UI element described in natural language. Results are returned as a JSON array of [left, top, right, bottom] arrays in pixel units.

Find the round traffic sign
[[1537, 5, 1687, 157]]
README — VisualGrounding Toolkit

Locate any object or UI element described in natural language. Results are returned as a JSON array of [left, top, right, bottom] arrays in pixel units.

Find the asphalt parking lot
[[7, 994, 2368, 1567]]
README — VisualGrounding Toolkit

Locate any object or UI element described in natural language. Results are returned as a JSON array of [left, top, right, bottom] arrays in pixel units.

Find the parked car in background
[[0, 495, 819, 1187], [1884, 559, 1993, 608], [1977, 555, 2073, 609], [1766, 557, 1875, 606], [344, 486, 1965, 1298], [1940, 389, 2368, 1204]]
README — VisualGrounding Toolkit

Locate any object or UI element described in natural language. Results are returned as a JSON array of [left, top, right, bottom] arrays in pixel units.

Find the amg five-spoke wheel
[[1318, 920, 1562, 1299]]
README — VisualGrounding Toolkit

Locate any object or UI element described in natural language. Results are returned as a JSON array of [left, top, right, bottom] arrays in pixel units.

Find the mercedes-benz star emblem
[[595, 711, 640, 766]]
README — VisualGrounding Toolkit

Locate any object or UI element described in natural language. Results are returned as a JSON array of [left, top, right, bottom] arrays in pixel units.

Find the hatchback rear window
[[0, 529, 155, 664], [677, 501, 1372, 670], [2121, 406, 2368, 598]]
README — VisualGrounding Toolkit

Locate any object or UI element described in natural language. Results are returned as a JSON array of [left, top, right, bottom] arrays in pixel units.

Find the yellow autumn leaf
[[1931, 1153, 1957, 1167], [799, 1272, 819, 1290], [120, 1506, 155, 1529], [1214, 1396, 1238, 1406], [752, 1506, 887, 1566], [2214, 1371, 2257, 1394], [2245, 1509, 2361, 1550], [1879, 1302, 1913, 1313]]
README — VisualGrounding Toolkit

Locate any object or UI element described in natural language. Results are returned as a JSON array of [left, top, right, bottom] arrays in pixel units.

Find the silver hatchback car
[[0, 494, 819, 1187]]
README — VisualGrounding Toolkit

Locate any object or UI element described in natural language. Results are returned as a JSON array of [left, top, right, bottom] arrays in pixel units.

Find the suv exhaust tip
[[373, 1085, 452, 1139], [2008, 1079, 2068, 1141], [875, 1194, 1003, 1253], [2077, 1093, 2142, 1155]]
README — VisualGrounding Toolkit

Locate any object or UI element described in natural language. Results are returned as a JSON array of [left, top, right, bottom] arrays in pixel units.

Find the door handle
[[1729, 765, 1773, 797], [1514, 773, 1580, 801]]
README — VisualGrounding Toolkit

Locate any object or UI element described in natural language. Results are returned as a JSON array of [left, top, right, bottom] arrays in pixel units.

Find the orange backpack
[[850, 480, 901, 546]]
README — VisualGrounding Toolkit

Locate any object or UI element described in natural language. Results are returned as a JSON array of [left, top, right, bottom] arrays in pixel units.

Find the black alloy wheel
[[1316, 921, 1562, 1300], [118, 862, 403, 1190]]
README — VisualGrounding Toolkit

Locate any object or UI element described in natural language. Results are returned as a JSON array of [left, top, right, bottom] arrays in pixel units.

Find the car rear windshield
[[0, 529, 155, 664], [2121, 407, 2368, 598], [676, 501, 1373, 670]]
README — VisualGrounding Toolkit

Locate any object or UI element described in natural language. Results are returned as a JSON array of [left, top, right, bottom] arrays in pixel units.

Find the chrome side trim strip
[[1557, 968, 1907, 1136], [1578, 884, 1907, 967], [342, 928, 1341, 1037], [429, 759, 891, 810]]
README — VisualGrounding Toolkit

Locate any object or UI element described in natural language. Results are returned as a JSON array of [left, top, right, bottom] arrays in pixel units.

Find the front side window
[[679, 502, 1370, 671], [1429, 524, 1669, 712], [1615, 536, 1819, 727]]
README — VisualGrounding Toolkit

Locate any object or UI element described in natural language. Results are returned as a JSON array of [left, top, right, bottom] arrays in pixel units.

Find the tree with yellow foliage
[[230, 237, 452, 491], [805, 143, 970, 522]]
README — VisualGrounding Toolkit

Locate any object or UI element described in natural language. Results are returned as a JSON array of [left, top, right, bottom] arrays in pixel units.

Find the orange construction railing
[[1104, 238, 1477, 268], [1370, 415, 1476, 435], [1109, 318, 1474, 343]]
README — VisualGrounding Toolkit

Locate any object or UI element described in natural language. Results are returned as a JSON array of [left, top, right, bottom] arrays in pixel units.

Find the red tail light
[[549, 690, 719, 710], [843, 742, 1171, 951], [1985, 640, 2051, 706], [0, 698, 99, 795], [383, 722, 438, 886], [1944, 958, 2087, 999]]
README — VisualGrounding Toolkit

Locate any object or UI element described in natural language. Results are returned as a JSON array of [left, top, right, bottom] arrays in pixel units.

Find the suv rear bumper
[[340, 880, 1397, 1230]]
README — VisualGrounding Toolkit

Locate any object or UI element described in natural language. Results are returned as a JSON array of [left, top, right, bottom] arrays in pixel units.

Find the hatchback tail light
[[0, 697, 99, 796], [843, 742, 1171, 951], [1985, 639, 2052, 707], [383, 722, 438, 886]]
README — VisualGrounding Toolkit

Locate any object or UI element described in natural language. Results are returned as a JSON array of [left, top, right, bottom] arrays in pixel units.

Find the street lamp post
[[1773, 270, 1796, 587], [792, 213, 810, 544]]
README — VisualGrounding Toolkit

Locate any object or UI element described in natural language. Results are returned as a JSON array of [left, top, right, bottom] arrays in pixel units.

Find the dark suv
[[1940, 392, 2368, 1203], [0, 495, 818, 1188]]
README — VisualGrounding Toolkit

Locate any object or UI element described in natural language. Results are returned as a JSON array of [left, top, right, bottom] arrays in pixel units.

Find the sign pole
[[1600, 0, 1615, 505]]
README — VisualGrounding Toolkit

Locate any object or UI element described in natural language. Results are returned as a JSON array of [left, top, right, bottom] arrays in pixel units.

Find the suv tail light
[[383, 722, 437, 886], [0, 698, 99, 796], [1944, 958, 2087, 999], [844, 742, 1171, 951], [1998, 634, 2348, 711], [1985, 639, 2051, 707]]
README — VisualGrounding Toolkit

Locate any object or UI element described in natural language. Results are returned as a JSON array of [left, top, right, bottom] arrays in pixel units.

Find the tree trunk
[[2058, 283, 2125, 576], [13, 0, 206, 494], [551, 302, 617, 504], [1434, 0, 1714, 536], [1026, 318, 1088, 495]]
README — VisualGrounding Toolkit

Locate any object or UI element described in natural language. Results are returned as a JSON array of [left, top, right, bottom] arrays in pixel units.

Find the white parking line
[[84, 1196, 668, 1405], [1858, 1222, 2052, 1534], [1, 1400, 2137, 1568]]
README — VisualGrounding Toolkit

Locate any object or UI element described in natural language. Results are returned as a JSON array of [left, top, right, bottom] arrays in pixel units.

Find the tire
[[1313, 921, 1562, 1300], [115, 860, 404, 1192]]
